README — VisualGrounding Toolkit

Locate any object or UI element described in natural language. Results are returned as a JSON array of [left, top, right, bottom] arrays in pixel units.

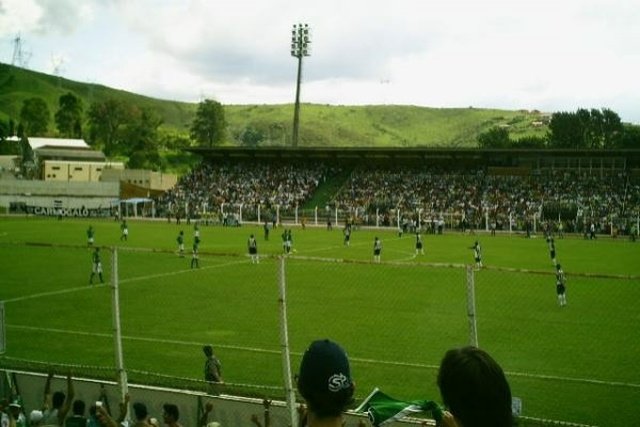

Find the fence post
[[110, 247, 129, 403], [465, 265, 479, 347], [278, 256, 298, 427]]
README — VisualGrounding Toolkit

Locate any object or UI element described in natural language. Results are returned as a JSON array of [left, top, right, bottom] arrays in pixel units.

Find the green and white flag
[[355, 388, 444, 426]]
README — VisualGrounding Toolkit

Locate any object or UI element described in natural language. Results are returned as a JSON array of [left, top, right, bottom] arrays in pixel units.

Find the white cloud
[[1, 0, 639, 123]]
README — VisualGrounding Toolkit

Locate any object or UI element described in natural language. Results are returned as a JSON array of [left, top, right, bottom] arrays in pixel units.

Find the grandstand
[[161, 147, 640, 237]]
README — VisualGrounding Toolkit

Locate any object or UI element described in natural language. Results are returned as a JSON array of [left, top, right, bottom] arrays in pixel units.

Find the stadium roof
[[186, 146, 640, 167], [28, 137, 90, 150], [36, 148, 106, 161]]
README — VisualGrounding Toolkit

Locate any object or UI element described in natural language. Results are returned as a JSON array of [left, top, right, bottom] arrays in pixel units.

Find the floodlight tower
[[290, 23, 311, 148]]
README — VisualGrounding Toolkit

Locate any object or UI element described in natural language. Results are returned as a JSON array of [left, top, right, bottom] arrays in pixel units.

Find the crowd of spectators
[[156, 162, 340, 221], [155, 161, 640, 235], [332, 167, 640, 234]]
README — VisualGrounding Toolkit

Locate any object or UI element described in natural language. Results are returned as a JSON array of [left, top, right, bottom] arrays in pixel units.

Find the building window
[[52, 166, 60, 170], [74, 167, 83, 171]]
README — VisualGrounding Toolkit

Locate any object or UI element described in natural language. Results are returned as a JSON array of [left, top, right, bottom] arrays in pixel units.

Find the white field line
[[6, 324, 640, 390], [3, 259, 248, 303]]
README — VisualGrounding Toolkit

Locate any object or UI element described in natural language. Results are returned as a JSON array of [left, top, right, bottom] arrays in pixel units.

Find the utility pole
[[290, 23, 311, 148]]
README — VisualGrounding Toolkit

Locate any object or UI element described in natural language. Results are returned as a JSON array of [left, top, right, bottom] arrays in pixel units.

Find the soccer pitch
[[1, 217, 639, 426]]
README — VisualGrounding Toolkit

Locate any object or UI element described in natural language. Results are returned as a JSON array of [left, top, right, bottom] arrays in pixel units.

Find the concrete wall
[[3, 372, 388, 427], [101, 169, 177, 191], [0, 180, 119, 210], [43, 161, 125, 183]]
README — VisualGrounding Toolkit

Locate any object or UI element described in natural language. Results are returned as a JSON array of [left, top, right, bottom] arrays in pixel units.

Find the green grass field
[[1, 217, 639, 426]]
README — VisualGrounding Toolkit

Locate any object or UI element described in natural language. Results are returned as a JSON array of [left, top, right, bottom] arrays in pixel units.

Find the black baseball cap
[[298, 339, 353, 396]]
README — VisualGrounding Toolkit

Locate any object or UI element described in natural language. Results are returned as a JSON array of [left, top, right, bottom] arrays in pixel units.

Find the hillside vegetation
[[0, 62, 549, 147]]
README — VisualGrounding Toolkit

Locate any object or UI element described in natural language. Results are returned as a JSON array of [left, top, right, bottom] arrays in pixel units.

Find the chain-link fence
[[2, 242, 638, 426]]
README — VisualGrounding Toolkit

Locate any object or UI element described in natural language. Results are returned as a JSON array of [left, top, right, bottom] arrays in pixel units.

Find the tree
[[120, 107, 163, 169], [190, 99, 226, 147], [55, 92, 83, 138], [619, 124, 640, 149], [601, 108, 623, 148], [87, 99, 129, 155], [19, 97, 50, 136], [239, 125, 264, 147], [477, 126, 511, 148], [547, 111, 584, 148]]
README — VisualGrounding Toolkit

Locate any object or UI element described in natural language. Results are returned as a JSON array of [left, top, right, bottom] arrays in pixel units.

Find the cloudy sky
[[1, 0, 639, 123]]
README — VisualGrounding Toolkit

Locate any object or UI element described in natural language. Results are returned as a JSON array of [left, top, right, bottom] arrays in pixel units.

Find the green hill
[[0, 62, 549, 147]]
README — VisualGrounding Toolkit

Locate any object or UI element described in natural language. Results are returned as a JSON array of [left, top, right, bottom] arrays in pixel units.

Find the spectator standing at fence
[[64, 400, 88, 427], [161, 404, 182, 427], [132, 402, 150, 427], [556, 264, 567, 307], [437, 346, 513, 427], [198, 401, 216, 427], [89, 248, 104, 285], [7, 400, 26, 427], [203, 345, 223, 392], [296, 339, 354, 427], [42, 372, 74, 427], [87, 226, 95, 247], [373, 237, 382, 263], [176, 231, 185, 258], [249, 399, 271, 427], [248, 234, 259, 264], [120, 220, 129, 242], [30, 410, 44, 427]]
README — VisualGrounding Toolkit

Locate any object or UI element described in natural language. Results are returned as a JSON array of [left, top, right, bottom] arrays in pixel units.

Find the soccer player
[[120, 220, 128, 241], [176, 231, 185, 257], [415, 232, 424, 255], [248, 234, 259, 264], [548, 237, 557, 265], [469, 240, 482, 269], [86, 226, 95, 247], [373, 237, 382, 263], [556, 263, 567, 307], [191, 241, 200, 269], [263, 221, 270, 241], [343, 226, 351, 247], [89, 247, 104, 285], [194, 223, 200, 240]]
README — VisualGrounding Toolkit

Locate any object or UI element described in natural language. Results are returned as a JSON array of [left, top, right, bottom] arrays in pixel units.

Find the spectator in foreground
[[162, 404, 182, 427], [437, 346, 512, 427], [296, 339, 354, 427], [42, 372, 74, 426]]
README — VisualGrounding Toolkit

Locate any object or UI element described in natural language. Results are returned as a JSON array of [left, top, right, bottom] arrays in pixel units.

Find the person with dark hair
[[296, 339, 354, 426], [42, 372, 74, 426], [132, 402, 149, 427], [437, 346, 512, 427], [203, 345, 223, 394], [162, 404, 181, 427], [64, 400, 87, 427]]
